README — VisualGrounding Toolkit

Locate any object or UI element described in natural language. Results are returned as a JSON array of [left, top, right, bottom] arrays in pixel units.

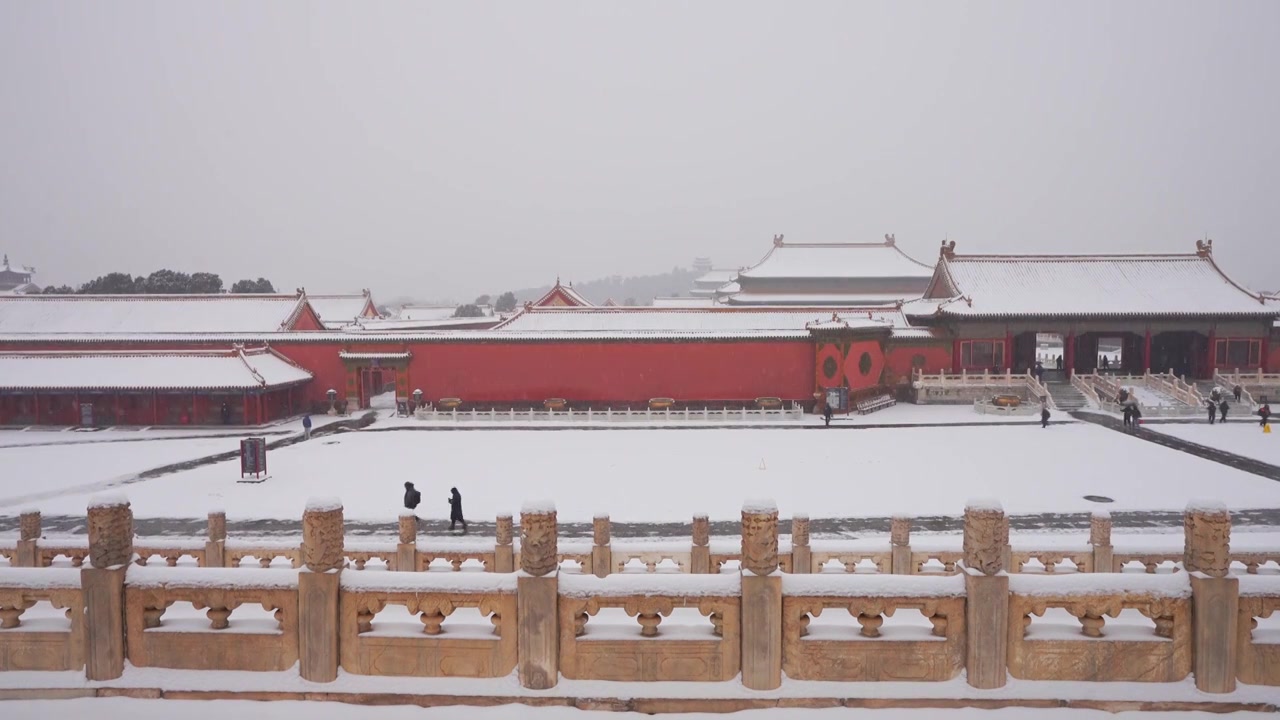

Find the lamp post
[[326, 388, 337, 416]]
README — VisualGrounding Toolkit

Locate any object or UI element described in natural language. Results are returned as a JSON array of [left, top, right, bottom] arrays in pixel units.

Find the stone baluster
[[518, 501, 559, 689], [16, 508, 40, 568], [890, 514, 913, 575], [299, 497, 343, 683], [690, 515, 711, 574], [396, 510, 418, 572], [83, 494, 133, 681], [962, 499, 1009, 690], [204, 509, 226, 568], [1090, 510, 1113, 573], [741, 499, 781, 691], [494, 514, 514, 573], [591, 514, 611, 578], [790, 514, 811, 574], [1184, 501, 1237, 693]]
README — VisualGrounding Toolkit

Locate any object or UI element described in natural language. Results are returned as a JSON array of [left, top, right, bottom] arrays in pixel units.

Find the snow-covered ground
[[0, 699, 1268, 720], [0, 413, 344, 449], [1148, 422, 1280, 465], [8, 423, 1280, 523], [1128, 386, 1178, 408]]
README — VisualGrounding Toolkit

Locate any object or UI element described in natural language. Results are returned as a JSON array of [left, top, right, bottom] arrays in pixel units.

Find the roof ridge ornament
[[884, 233, 895, 246], [940, 239, 957, 260], [1196, 238, 1213, 257], [772, 234, 785, 248]]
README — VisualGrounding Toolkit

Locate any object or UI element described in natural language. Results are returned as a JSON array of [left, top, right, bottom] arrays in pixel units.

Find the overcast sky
[[2, 1, 1278, 300]]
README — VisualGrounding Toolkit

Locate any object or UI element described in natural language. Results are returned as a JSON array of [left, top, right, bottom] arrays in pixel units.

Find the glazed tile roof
[[921, 252, 1276, 319], [0, 294, 312, 334], [738, 238, 933, 281], [0, 347, 312, 391]]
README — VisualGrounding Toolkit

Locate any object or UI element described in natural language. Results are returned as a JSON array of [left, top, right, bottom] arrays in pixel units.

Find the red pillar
[[1206, 326, 1217, 379], [1065, 333, 1076, 376], [1005, 331, 1013, 372], [191, 394, 197, 425], [1143, 328, 1152, 373], [952, 340, 962, 373], [152, 391, 159, 425], [34, 392, 40, 425]]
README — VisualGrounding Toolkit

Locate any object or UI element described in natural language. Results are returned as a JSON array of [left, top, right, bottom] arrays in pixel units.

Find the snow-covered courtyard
[[1149, 421, 1280, 466], [4, 420, 1280, 523]]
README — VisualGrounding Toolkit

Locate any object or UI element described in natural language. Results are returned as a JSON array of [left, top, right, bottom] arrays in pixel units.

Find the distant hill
[[511, 266, 700, 306]]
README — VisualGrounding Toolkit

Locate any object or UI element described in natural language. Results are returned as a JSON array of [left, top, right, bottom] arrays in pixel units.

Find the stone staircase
[[1045, 380, 1089, 411], [1195, 381, 1254, 412]]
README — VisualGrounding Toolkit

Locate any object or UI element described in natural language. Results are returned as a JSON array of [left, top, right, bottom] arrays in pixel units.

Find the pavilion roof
[[308, 293, 378, 328], [532, 280, 592, 308], [0, 346, 312, 391], [0, 294, 317, 334], [737, 235, 933, 281], [916, 244, 1276, 320]]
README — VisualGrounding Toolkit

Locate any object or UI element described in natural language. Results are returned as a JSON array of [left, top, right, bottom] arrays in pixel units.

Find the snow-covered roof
[[738, 236, 933, 281], [532, 280, 592, 308], [337, 351, 412, 361], [651, 296, 719, 308], [0, 346, 312, 391], [922, 247, 1276, 319], [0, 294, 313, 334], [0, 255, 34, 274], [494, 306, 901, 337], [308, 293, 377, 328], [348, 316, 503, 331], [396, 304, 494, 321], [721, 292, 916, 306], [0, 283, 40, 296]]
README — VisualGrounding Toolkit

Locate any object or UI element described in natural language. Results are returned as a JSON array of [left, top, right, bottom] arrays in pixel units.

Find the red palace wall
[[884, 344, 954, 384], [397, 340, 817, 405]]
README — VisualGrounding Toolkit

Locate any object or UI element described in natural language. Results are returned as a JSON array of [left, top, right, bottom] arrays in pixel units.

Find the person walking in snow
[[1040, 404, 1051, 429], [1033, 360, 1044, 383], [1206, 398, 1217, 424], [302, 414, 312, 440], [1233, 385, 1243, 403], [1121, 403, 1133, 429], [1131, 404, 1143, 429], [448, 487, 468, 534], [220, 402, 231, 425], [1055, 354, 1063, 371], [822, 403, 833, 427], [1260, 403, 1272, 428], [1219, 400, 1230, 424], [403, 481, 422, 529]]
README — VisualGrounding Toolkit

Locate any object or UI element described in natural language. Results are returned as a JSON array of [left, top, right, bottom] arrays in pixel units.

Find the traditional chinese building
[[0, 255, 39, 295], [908, 240, 1276, 378]]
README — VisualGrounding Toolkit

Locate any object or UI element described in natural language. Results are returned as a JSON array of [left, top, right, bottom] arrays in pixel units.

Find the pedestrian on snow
[[1034, 360, 1044, 383], [1118, 388, 1129, 404], [403, 481, 423, 530], [1131, 405, 1143, 427], [822, 403, 833, 427], [1260, 403, 1272, 428], [448, 487, 468, 534], [1219, 400, 1229, 423], [220, 402, 231, 425], [1233, 385, 1243, 403], [1211, 387, 1223, 404], [1040, 405, 1051, 429], [302, 414, 312, 440], [1055, 355, 1063, 371], [1122, 404, 1133, 429], [1101, 355, 1110, 370], [1206, 398, 1218, 424]]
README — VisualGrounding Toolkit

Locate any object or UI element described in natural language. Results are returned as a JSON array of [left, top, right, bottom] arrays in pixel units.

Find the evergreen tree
[[494, 291, 518, 312]]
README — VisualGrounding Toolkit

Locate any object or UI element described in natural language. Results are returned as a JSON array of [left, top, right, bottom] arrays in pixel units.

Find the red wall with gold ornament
[[813, 338, 886, 392]]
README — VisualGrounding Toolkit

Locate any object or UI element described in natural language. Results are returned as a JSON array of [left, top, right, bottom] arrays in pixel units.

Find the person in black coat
[[1219, 400, 1229, 424], [1040, 405, 1050, 429], [1233, 385, 1243, 403], [1121, 404, 1133, 429], [448, 487, 468, 533], [404, 481, 423, 531], [1206, 399, 1217, 424], [822, 403, 833, 427]]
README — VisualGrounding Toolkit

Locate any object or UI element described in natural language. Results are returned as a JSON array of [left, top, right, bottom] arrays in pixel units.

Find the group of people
[[1204, 386, 1273, 427], [1117, 388, 1143, 430], [403, 482, 469, 534]]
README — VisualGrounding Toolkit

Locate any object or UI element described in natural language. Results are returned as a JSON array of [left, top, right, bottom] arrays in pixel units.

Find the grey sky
[[2, 1, 1278, 300]]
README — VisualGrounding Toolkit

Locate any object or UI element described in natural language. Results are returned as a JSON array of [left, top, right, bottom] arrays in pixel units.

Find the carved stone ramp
[[1073, 411, 1280, 482]]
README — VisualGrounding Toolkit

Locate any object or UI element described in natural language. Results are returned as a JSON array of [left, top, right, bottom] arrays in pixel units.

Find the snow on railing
[[1214, 370, 1258, 410], [1070, 372, 1106, 411], [411, 403, 806, 425], [1143, 370, 1202, 408], [913, 368, 1052, 407], [1079, 372, 1200, 417], [971, 399, 1040, 416]]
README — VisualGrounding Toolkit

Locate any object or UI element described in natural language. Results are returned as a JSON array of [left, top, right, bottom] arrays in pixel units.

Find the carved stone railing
[[124, 565, 299, 671], [558, 574, 741, 682], [225, 540, 302, 569], [414, 404, 805, 425], [133, 538, 209, 568], [1007, 574, 1192, 682], [1011, 546, 1095, 574], [781, 573, 966, 681], [37, 538, 89, 569], [809, 542, 891, 574], [0, 567, 86, 671], [611, 542, 691, 574], [1214, 370, 1257, 410], [339, 572, 517, 678], [1237, 576, 1280, 687]]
